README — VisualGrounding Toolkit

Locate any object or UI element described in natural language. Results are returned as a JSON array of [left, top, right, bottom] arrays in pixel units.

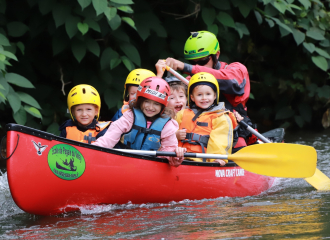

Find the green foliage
[[0, 0, 330, 132]]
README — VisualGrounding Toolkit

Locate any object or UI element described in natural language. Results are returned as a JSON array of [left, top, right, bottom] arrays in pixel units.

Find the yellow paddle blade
[[229, 143, 317, 178], [305, 168, 330, 191]]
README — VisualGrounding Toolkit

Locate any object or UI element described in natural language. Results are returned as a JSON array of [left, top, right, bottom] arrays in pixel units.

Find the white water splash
[[0, 171, 24, 219]]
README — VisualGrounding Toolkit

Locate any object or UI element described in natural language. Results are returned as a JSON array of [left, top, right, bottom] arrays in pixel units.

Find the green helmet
[[184, 31, 220, 60]]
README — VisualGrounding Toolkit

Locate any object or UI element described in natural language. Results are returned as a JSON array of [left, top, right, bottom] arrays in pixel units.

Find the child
[[176, 72, 237, 166], [93, 77, 186, 167], [111, 69, 156, 121], [59, 84, 111, 144]]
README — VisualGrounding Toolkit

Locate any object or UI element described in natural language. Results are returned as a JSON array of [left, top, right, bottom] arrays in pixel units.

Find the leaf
[[271, 18, 292, 33], [47, 122, 60, 135], [104, 7, 117, 21], [320, 39, 330, 48], [119, 42, 141, 66], [303, 42, 315, 53], [86, 37, 100, 57], [7, 93, 21, 114], [291, 28, 305, 46], [78, 0, 92, 10], [100, 47, 121, 70], [217, 12, 236, 28], [110, 57, 121, 69], [273, 1, 287, 14], [317, 85, 330, 99], [104, 89, 122, 110], [235, 23, 250, 39], [249, 93, 255, 100], [312, 56, 328, 71], [108, 14, 121, 30], [16, 92, 41, 109], [0, 33, 10, 46], [16, 42, 25, 54], [265, 18, 275, 28], [294, 115, 304, 128], [121, 56, 134, 71], [207, 24, 218, 36], [52, 3, 71, 28], [298, 103, 311, 123], [13, 106, 27, 125], [65, 16, 80, 39], [5, 73, 35, 88], [24, 105, 42, 119], [71, 39, 86, 63], [92, 0, 108, 16], [298, 0, 311, 9], [122, 17, 136, 30], [209, 0, 230, 10], [315, 47, 330, 59], [39, 0, 56, 15], [254, 11, 263, 25], [238, 1, 251, 18], [84, 19, 101, 32], [0, 49, 17, 61], [275, 107, 294, 120], [117, 5, 133, 13], [7, 22, 29, 37], [202, 8, 216, 26], [0, 91, 6, 102], [306, 27, 325, 41], [77, 22, 89, 35], [110, 0, 134, 4]]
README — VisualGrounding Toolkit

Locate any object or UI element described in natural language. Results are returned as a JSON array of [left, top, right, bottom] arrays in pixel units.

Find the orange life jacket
[[179, 109, 237, 154], [66, 121, 111, 144], [121, 102, 130, 114]]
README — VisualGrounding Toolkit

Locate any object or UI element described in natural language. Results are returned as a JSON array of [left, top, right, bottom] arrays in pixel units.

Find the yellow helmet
[[188, 72, 219, 107], [67, 84, 101, 121], [123, 69, 156, 101]]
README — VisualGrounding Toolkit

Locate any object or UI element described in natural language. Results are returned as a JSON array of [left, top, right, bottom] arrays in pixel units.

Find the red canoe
[[5, 124, 276, 216]]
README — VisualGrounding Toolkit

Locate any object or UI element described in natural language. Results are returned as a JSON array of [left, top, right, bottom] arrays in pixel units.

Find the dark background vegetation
[[1, 0, 330, 146]]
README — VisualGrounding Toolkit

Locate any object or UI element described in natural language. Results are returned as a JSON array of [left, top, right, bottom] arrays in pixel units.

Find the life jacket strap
[[181, 133, 210, 162], [84, 133, 96, 144], [131, 125, 161, 136]]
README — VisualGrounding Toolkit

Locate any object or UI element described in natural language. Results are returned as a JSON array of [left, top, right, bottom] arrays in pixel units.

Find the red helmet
[[136, 77, 170, 106]]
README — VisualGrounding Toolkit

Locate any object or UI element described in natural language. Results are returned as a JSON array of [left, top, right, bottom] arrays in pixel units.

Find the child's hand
[[165, 58, 184, 71], [169, 147, 187, 167], [176, 129, 187, 140], [155, 59, 166, 78], [233, 111, 243, 122], [214, 159, 227, 166]]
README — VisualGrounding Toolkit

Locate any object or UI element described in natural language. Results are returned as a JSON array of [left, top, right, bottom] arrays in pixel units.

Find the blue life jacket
[[121, 108, 170, 151]]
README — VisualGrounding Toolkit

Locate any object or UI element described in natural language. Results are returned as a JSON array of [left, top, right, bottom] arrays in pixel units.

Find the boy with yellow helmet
[[175, 72, 238, 165], [111, 69, 156, 121], [59, 84, 111, 144]]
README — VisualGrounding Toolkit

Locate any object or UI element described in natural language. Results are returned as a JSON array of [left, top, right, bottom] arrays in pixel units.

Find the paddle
[[239, 121, 330, 191], [114, 143, 317, 178]]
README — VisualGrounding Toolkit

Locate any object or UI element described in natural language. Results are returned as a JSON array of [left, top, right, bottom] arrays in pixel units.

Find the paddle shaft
[[239, 121, 271, 143], [165, 66, 189, 85], [114, 149, 227, 159]]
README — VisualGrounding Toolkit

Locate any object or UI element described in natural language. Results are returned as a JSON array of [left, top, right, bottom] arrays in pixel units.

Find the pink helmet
[[136, 77, 170, 106]]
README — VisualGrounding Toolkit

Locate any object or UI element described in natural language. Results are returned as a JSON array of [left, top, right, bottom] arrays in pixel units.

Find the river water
[[0, 129, 330, 239]]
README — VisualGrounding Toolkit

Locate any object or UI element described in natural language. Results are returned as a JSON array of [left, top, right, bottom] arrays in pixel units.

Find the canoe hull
[[6, 124, 275, 215]]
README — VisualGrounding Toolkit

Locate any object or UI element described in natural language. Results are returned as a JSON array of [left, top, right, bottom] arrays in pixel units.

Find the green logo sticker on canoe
[[48, 144, 85, 180]]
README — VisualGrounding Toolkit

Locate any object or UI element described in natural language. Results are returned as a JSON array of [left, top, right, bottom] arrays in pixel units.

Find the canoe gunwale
[[5, 123, 237, 168]]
